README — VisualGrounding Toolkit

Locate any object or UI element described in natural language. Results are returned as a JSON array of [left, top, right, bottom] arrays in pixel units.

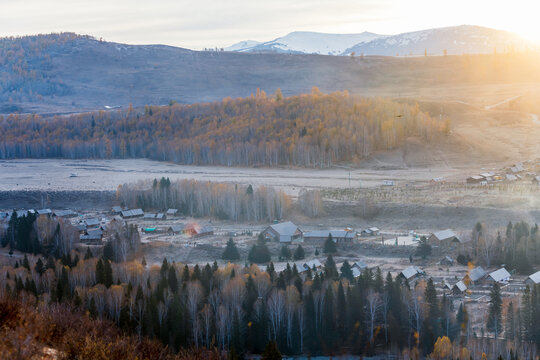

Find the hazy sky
[[2, 0, 540, 49]]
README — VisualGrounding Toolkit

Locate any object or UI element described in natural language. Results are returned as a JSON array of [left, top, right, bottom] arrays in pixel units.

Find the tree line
[[116, 178, 291, 222], [0, 90, 447, 166]]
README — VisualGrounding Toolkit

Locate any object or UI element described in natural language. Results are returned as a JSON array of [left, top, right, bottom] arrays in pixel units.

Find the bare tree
[[186, 281, 203, 348], [366, 290, 380, 342], [200, 304, 213, 348], [268, 290, 285, 340]]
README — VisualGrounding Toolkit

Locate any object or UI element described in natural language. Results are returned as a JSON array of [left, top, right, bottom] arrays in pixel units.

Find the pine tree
[[324, 255, 338, 280], [323, 233, 337, 253], [279, 245, 291, 260], [96, 259, 104, 285], [340, 260, 354, 281], [223, 238, 241, 261], [261, 340, 282, 360], [168, 266, 178, 292], [84, 247, 93, 260], [34, 258, 44, 276], [293, 245, 305, 260], [506, 301, 515, 340], [487, 283, 503, 337], [103, 259, 113, 288]]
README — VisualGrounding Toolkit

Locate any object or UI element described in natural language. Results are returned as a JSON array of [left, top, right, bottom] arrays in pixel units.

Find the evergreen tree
[[323, 233, 337, 253], [103, 259, 113, 288], [280, 245, 291, 260], [415, 236, 432, 259], [223, 238, 241, 261], [293, 245, 305, 260], [261, 340, 282, 360], [506, 301, 516, 340], [84, 247, 93, 260], [34, 257, 44, 276], [340, 260, 354, 281], [96, 259, 104, 285], [324, 255, 338, 280], [248, 243, 271, 264], [487, 283, 503, 337], [168, 266, 178, 292]]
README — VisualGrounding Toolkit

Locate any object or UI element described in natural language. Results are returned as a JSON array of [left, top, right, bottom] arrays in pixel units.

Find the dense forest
[[0, 91, 448, 166], [0, 248, 537, 360]]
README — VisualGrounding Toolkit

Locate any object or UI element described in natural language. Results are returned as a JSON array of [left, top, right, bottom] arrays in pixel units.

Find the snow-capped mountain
[[227, 25, 532, 56], [224, 40, 262, 52], [226, 31, 383, 55], [343, 25, 530, 56]]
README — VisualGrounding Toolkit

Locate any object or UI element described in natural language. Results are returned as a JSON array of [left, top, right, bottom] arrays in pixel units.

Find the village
[[2, 202, 539, 337]]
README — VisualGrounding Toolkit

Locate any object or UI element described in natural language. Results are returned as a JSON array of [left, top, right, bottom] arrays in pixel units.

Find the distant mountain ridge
[[227, 25, 532, 56], [225, 31, 383, 55]]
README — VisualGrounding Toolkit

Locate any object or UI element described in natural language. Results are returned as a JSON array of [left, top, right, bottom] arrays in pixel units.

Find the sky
[[2, 0, 540, 49]]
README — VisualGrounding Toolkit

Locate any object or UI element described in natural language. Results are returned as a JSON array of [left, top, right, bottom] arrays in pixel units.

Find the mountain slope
[[343, 25, 530, 56], [2, 32, 540, 114], [231, 31, 383, 55]]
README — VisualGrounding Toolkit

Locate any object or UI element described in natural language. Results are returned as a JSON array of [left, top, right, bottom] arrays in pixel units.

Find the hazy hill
[[2, 32, 540, 114]]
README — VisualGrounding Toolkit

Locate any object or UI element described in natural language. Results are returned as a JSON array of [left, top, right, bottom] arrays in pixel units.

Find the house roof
[[85, 218, 100, 227], [468, 266, 487, 282], [121, 209, 144, 217], [303, 230, 355, 239], [37, 209, 52, 215], [431, 229, 459, 242], [468, 175, 484, 180], [527, 270, 540, 284], [269, 221, 300, 236], [198, 226, 213, 234], [166, 209, 178, 215], [453, 280, 467, 292], [489, 268, 511, 282], [440, 256, 454, 264], [368, 227, 380, 232], [506, 174, 518, 181], [53, 209, 77, 217], [156, 213, 165, 219], [144, 213, 156, 218], [400, 266, 423, 280], [168, 225, 185, 232], [352, 267, 361, 278], [352, 260, 367, 269]]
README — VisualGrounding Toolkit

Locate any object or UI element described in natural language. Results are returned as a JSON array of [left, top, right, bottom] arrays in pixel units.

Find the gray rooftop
[[489, 268, 511, 282], [432, 229, 458, 241], [528, 270, 540, 284], [269, 221, 300, 236], [469, 266, 487, 282]]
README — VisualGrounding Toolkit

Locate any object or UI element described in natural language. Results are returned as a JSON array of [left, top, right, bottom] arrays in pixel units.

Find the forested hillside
[[0, 91, 447, 166]]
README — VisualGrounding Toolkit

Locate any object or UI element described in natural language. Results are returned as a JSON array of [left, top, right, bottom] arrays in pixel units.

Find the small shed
[[36, 209, 52, 216], [144, 213, 156, 219]]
